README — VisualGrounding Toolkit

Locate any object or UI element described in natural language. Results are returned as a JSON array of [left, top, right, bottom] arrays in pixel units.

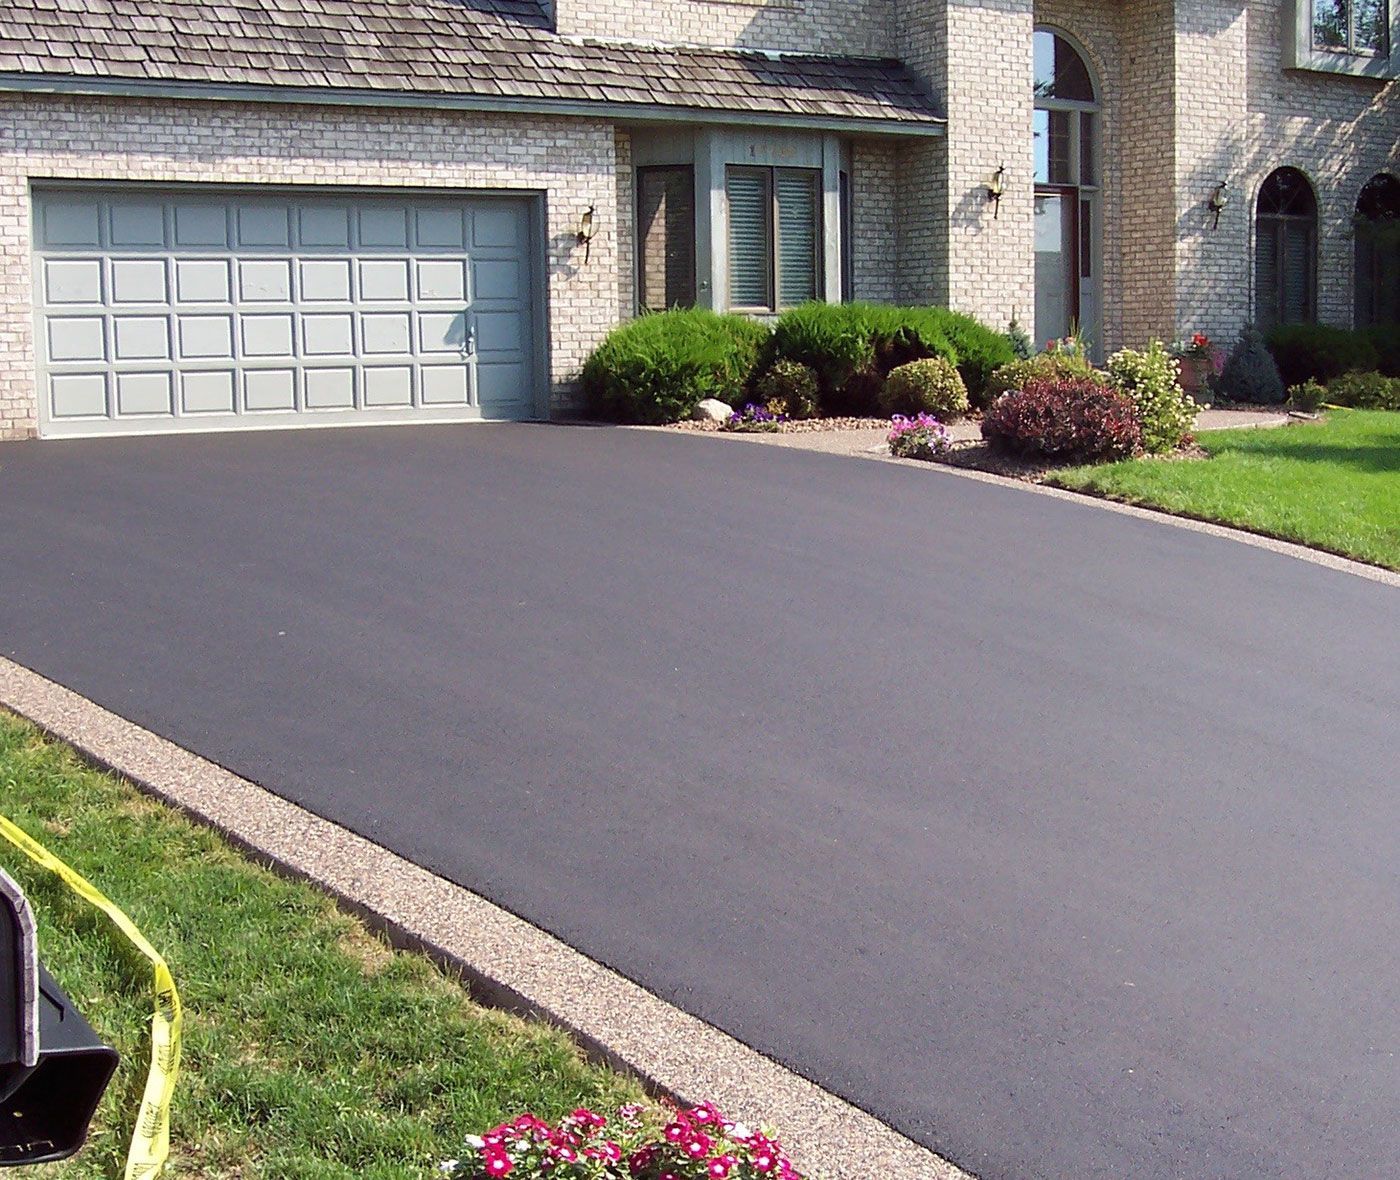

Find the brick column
[[896, 0, 1036, 330]]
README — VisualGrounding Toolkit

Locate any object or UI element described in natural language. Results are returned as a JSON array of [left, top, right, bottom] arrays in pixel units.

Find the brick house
[[0, 1, 1395, 438]]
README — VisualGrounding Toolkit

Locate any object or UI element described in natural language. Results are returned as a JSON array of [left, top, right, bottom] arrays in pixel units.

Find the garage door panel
[[45, 260, 103, 304], [50, 374, 108, 419], [34, 188, 538, 436]]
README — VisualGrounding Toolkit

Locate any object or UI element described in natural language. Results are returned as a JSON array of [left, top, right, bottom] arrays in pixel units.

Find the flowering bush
[[887, 412, 952, 460], [1106, 341, 1197, 453], [878, 357, 970, 420], [981, 377, 1142, 462], [723, 403, 788, 433], [442, 1103, 805, 1180]]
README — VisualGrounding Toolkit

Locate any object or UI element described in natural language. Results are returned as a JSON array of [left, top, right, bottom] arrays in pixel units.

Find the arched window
[[1355, 173, 1400, 327], [1033, 29, 1101, 352], [1254, 168, 1317, 328]]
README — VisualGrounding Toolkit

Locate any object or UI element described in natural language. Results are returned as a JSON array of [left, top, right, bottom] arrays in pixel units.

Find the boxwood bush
[[755, 358, 822, 419], [769, 303, 1012, 414], [581, 310, 770, 424], [878, 357, 970, 419], [982, 376, 1142, 461]]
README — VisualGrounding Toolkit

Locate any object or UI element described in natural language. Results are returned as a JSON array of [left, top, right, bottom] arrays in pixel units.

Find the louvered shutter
[[727, 170, 772, 309], [776, 170, 819, 308], [1282, 222, 1313, 323], [1254, 222, 1280, 328]]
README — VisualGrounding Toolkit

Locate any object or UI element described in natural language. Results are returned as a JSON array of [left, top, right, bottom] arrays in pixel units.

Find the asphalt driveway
[[1, 423, 1397, 1179]]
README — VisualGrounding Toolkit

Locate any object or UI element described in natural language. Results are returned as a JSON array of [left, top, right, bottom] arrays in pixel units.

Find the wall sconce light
[[576, 205, 598, 261], [1208, 181, 1229, 230], [987, 165, 1006, 220]]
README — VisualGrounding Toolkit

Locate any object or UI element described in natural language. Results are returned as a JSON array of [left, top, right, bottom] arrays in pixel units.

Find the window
[[1255, 168, 1318, 328], [637, 166, 697, 312], [1285, 0, 1399, 76], [1355, 173, 1400, 327], [1032, 29, 1101, 352], [1313, 0, 1388, 54], [725, 167, 821, 312]]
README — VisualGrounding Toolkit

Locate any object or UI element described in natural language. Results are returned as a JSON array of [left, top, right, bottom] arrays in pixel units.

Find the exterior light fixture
[[576, 205, 598, 261], [987, 165, 1006, 219], [1209, 181, 1229, 230]]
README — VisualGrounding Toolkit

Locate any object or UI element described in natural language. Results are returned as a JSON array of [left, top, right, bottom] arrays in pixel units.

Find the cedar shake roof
[[0, 0, 945, 131]]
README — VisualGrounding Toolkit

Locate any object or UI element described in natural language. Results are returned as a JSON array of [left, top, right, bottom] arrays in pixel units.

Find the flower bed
[[444, 1102, 805, 1180]]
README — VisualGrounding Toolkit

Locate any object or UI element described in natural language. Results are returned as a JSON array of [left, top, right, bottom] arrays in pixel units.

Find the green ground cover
[[0, 713, 640, 1179], [1048, 410, 1400, 570]]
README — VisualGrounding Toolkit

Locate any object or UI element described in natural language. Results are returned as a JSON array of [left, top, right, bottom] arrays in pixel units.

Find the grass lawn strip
[[1046, 410, 1400, 572], [0, 711, 641, 1180]]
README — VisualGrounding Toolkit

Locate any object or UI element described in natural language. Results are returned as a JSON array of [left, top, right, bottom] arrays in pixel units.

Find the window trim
[[1284, 0, 1400, 78], [635, 163, 698, 313], [724, 164, 824, 314]]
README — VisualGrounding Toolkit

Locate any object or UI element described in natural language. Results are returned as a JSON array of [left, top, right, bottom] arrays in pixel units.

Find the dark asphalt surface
[[1, 423, 1397, 1179]]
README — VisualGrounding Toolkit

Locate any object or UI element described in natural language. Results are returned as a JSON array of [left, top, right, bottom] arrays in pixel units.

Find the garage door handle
[[464, 320, 476, 357]]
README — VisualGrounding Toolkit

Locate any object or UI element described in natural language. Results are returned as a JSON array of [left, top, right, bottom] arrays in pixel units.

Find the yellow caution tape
[[0, 813, 181, 1180]]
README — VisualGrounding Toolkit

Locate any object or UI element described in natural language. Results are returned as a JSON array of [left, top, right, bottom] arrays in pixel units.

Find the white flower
[[438, 1159, 460, 1175]]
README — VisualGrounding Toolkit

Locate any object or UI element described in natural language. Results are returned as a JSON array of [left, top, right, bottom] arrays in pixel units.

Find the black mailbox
[[1, 868, 119, 1166]]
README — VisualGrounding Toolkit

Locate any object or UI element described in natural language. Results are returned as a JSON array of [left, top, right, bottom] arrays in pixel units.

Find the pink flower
[[619, 1104, 646, 1124], [628, 1147, 656, 1175], [483, 1149, 513, 1178], [684, 1134, 712, 1159], [551, 1145, 577, 1163], [709, 1154, 738, 1178], [664, 1121, 688, 1143], [751, 1147, 777, 1172], [598, 1141, 623, 1162]]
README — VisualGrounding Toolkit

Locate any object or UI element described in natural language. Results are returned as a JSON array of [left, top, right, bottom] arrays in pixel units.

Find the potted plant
[[1169, 333, 1224, 397]]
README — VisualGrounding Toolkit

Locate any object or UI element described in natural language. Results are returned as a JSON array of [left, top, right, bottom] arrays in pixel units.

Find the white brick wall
[[0, 94, 621, 439], [554, 0, 896, 56], [852, 140, 899, 302]]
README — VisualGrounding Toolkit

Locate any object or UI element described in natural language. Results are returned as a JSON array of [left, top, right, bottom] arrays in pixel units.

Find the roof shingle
[[0, 0, 945, 130]]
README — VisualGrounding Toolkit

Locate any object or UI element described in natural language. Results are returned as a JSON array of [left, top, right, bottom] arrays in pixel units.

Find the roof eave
[[0, 73, 947, 138]]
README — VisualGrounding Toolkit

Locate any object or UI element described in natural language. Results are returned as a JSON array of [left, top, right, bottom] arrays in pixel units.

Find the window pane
[[1079, 112, 1097, 186], [1034, 30, 1094, 101], [776, 170, 819, 308], [1313, 0, 1348, 49], [638, 167, 696, 311], [1356, 0, 1387, 53], [727, 170, 772, 309], [1033, 110, 1074, 185]]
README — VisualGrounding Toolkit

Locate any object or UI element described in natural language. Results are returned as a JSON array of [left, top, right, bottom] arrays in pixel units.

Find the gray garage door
[[32, 187, 541, 437]]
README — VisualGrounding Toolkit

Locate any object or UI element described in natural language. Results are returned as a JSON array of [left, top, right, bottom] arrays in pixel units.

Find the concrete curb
[[0, 656, 974, 1180]]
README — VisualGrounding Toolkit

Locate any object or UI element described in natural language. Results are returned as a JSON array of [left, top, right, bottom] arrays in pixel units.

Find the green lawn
[[1048, 409, 1400, 570], [0, 713, 641, 1179]]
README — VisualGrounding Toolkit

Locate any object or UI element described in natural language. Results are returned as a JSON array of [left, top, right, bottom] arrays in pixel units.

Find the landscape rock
[[693, 399, 733, 422]]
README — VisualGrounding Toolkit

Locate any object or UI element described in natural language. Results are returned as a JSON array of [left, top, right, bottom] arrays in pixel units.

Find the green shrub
[[1266, 323, 1381, 387], [1364, 326, 1400, 377], [984, 349, 1098, 402], [769, 302, 1011, 414], [1106, 340, 1197, 453], [581, 310, 769, 424], [1287, 379, 1328, 412], [932, 308, 1017, 403], [879, 357, 971, 419], [754, 359, 821, 419], [1217, 325, 1286, 404], [1326, 370, 1400, 411], [1006, 317, 1035, 361]]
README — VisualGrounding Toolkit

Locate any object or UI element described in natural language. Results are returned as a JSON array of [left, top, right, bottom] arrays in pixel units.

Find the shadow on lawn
[[1213, 432, 1400, 476]]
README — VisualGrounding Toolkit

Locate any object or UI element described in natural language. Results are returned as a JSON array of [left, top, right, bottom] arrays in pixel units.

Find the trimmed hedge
[[755, 359, 822, 419], [581, 309, 769, 424], [1266, 324, 1381, 388], [768, 303, 1013, 414]]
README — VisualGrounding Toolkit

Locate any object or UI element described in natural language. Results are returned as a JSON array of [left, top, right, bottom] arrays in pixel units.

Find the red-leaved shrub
[[981, 376, 1143, 461]]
